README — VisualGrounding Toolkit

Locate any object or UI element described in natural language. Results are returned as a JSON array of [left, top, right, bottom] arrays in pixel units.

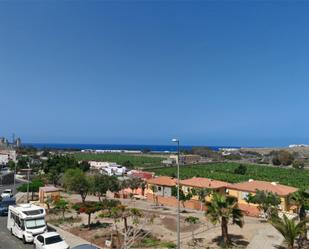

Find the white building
[[101, 165, 127, 176], [0, 149, 17, 164], [88, 161, 121, 170], [88, 161, 127, 176]]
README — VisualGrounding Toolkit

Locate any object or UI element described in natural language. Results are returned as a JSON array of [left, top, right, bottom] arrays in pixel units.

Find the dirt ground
[[54, 194, 278, 249]]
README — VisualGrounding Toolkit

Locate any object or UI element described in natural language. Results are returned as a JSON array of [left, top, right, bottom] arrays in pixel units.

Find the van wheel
[[23, 236, 26, 244]]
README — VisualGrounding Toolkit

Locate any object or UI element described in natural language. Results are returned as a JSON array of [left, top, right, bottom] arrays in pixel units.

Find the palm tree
[[205, 193, 244, 246], [270, 214, 309, 249], [289, 189, 309, 242]]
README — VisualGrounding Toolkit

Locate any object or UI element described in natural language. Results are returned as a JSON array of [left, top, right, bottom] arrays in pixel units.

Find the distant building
[[161, 154, 201, 166], [88, 161, 121, 170], [88, 161, 127, 176], [0, 149, 17, 164]]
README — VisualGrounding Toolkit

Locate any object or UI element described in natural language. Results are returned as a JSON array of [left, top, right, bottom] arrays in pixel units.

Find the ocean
[[25, 143, 240, 152]]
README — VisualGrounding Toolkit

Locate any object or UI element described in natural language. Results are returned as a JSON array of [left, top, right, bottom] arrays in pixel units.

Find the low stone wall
[[147, 193, 206, 211]]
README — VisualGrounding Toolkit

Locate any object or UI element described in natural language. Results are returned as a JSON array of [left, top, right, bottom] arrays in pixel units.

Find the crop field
[[153, 162, 309, 189], [73, 153, 164, 169]]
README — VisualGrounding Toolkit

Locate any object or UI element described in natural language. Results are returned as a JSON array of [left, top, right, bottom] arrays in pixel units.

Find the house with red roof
[[227, 179, 298, 216]]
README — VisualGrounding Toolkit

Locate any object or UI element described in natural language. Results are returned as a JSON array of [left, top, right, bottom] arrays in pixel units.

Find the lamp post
[[13, 162, 17, 195], [26, 163, 30, 203], [172, 138, 180, 249]]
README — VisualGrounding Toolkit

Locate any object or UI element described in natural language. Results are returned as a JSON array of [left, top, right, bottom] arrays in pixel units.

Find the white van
[[7, 204, 47, 243]]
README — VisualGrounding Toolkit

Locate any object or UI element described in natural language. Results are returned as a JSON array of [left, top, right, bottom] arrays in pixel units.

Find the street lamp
[[26, 163, 31, 203], [171, 138, 180, 249], [13, 161, 17, 196]]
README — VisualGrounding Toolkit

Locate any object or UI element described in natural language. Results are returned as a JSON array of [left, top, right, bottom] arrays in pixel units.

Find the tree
[[127, 177, 145, 195], [92, 175, 120, 201], [270, 214, 309, 249], [42, 155, 84, 185], [292, 160, 305, 170], [45, 196, 53, 213], [272, 150, 294, 166], [185, 216, 199, 241], [234, 164, 247, 175], [272, 156, 281, 166], [79, 161, 90, 172], [7, 160, 16, 171], [289, 189, 309, 241], [205, 193, 244, 246], [122, 160, 134, 169], [72, 201, 102, 229], [17, 156, 29, 170], [150, 185, 158, 206], [111, 206, 154, 249], [17, 179, 44, 201], [246, 190, 281, 219], [41, 150, 50, 157], [172, 187, 192, 208], [63, 168, 91, 203], [54, 198, 69, 220], [278, 151, 294, 166], [191, 188, 211, 211]]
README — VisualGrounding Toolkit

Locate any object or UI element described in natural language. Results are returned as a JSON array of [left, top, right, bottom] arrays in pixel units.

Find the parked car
[[1, 189, 13, 199], [71, 245, 99, 249], [33, 232, 69, 249], [0, 197, 15, 216]]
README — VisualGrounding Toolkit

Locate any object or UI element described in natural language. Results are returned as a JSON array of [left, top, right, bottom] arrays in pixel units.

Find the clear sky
[[1, 1, 309, 147]]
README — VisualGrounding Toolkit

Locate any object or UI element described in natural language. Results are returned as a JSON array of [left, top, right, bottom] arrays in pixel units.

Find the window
[[45, 235, 63, 245], [158, 186, 162, 191], [25, 218, 46, 229], [37, 236, 44, 244], [241, 192, 249, 200]]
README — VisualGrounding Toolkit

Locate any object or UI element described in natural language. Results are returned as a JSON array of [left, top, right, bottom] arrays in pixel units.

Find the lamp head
[[171, 138, 179, 143]]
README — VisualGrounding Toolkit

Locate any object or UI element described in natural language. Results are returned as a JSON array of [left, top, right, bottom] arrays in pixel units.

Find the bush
[[271, 150, 294, 166], [292, 160, 305, 169], [278, 150, 294, 166], [234, 164, 247, 175], [272, 156, 281, 166]]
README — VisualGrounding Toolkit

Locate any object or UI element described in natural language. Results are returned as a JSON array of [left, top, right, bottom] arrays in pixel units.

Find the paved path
[[247, 223, 284, 249], [48, 223, 102, 248]]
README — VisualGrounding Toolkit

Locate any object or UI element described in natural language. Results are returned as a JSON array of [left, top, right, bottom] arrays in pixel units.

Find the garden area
[[153, 162, 309, 189]]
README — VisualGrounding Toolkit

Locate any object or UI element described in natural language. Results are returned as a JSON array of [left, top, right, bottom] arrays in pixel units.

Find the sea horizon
[[24, 143, 244, 152]]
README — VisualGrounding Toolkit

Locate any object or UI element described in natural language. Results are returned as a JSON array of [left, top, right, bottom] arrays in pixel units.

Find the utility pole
[[172, 138, 180, 249], [27, 163, 30, 203]]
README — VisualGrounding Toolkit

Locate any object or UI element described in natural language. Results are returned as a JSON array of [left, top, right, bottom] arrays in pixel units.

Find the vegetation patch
[[73, 152, 164, 168], [153, 162, 309, 188]]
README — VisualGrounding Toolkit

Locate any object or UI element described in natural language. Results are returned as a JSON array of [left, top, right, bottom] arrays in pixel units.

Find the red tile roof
[[129, 170, 154, 180], [147, 176, 176, 187], [179, 177, 228, 189], [228, 180, 298, 197]]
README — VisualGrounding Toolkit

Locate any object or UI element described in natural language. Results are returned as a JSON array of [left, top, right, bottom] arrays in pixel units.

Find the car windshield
[[25, 218, 46, 229], [3, 190, 11, 194], [45, 235, 63, 245]]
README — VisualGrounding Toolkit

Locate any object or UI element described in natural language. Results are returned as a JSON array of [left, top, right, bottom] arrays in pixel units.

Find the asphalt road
[[0, 181, 33, 249], [0, 181, 23, 195], [0, 216, 33, 249]]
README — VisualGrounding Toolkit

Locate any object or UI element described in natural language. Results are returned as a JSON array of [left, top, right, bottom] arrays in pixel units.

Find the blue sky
[[1, 1, 309, 147]]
